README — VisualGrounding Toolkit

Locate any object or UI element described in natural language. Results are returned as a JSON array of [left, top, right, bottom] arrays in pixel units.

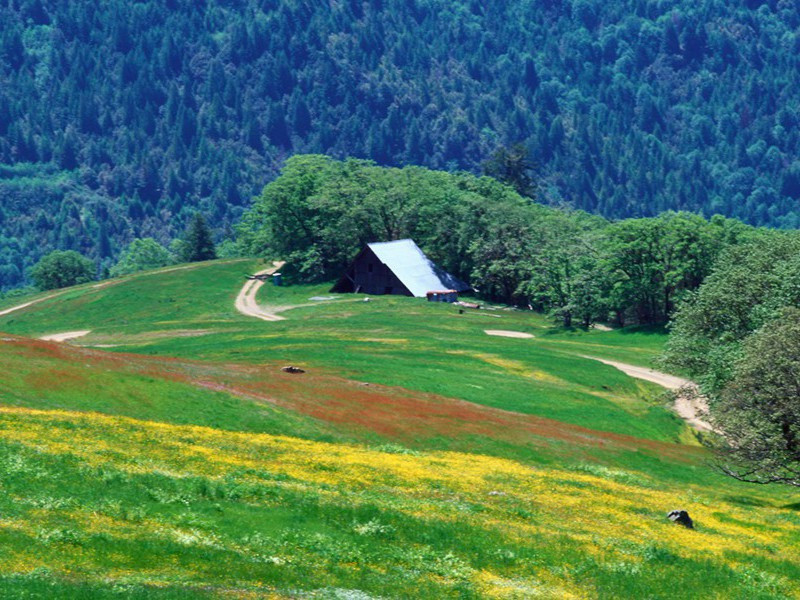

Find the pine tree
[[180, 213, 216, 263]]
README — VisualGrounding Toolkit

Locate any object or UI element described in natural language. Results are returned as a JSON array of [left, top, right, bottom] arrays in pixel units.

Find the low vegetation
[[0, 406, 797, 598]]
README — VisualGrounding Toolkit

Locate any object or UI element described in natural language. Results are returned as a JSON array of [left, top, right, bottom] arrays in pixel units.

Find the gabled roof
[[366, 239, 470, 297]]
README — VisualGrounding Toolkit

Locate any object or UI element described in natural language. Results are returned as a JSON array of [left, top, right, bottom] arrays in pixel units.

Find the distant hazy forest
[[1, 0, 799, 289]]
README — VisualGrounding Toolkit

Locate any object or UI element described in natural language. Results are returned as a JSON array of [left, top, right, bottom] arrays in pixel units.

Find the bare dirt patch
[[39, 330, 91, 343], [484, 330, 534, 339]]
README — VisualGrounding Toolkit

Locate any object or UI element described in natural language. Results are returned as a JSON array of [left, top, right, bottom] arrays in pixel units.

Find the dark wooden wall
[[340, 248, 411, 295]]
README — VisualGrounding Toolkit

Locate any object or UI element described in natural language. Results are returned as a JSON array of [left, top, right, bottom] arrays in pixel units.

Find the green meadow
[[0, 260, 798, 598]]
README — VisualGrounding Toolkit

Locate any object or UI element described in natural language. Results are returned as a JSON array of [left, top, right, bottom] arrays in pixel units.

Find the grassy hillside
[[0, 260, 798, 598], [2, 407, 799, 599], [0, 260, 677, 441]]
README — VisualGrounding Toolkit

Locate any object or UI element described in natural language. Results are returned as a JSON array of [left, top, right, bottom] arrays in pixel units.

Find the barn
[[331, 239, 471, 300]]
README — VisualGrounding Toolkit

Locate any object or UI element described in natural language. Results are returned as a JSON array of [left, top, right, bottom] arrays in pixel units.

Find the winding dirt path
[[585, 356, 714, 433], [234, 262, 286, 322]]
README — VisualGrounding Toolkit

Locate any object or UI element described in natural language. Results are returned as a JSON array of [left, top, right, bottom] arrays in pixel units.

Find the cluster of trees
[[239, 155, 760, 326], [664, 234, 800, 487], [1, 0, 799, 290], [20, 214, 217, 291]]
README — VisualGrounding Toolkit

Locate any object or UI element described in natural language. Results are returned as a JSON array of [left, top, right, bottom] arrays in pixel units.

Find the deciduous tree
[[30, 250, 95, 290]]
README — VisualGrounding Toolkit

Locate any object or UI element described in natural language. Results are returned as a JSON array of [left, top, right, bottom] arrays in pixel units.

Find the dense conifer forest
[[1, 0, 799, 289]]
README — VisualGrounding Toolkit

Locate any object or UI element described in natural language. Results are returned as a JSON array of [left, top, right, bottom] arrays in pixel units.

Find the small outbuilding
[[331, 239, 471, 301]]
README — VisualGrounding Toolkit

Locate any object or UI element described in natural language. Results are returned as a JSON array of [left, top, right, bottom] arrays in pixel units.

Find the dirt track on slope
[[585, 356, 715, 433], [0, 291, 69, 318], [234, 262, 286, 322]]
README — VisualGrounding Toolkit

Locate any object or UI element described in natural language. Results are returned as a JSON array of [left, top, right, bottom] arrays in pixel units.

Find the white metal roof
[[367, 239, 470, 297]]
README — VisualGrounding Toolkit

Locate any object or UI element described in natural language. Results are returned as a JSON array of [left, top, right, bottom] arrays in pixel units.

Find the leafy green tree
[[215, 239, 242, 259], [663, 232, 800, 391], [524, 214, 606, 327], [180, 214, 216, 263], [712, 308, 800, 487], [110, 238, 173, 277], [601, 212, 723, 324], [469, 216, 536, 303], [29, 250, 95, 290]]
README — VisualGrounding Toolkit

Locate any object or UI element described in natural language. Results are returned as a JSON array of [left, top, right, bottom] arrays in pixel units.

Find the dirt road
[[234, 262, 286, 322], [585, 356, 715, 433]]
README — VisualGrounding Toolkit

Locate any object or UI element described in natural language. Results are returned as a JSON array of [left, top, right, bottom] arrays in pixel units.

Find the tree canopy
[[240, 155, 754, 325], [663, 232, 800, 391], [29, 250, 95, 290], [713, 309, 800, 487], [1, 1, 799, 290], [180, 214, 217, 263], [110, 238, 173, 277], [663, 232, 800, 486]]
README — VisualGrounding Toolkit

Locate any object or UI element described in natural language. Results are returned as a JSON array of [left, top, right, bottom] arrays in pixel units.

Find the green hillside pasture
[[0, 260, 684, 442], [1, 262, 799, 597], [0, 258, 260, 337], [0, 335, 698, 480], [115, 284, 683, 443]]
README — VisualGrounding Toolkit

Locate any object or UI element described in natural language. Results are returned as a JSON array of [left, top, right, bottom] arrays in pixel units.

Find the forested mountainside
[[1, 0, 799, 289]]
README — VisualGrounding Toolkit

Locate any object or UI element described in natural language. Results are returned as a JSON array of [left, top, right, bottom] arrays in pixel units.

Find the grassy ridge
[[0, 259, 259, 336]]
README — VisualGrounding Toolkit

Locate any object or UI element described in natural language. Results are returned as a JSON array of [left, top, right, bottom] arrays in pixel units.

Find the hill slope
[[2, 1, 799, 288], [0, 260, 799, 597]]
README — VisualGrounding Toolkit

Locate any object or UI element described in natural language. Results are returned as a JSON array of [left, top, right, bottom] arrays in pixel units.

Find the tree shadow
[[539, 323, 668, 338], [614, 324, 669, 336], [720, 495, 770, 508]]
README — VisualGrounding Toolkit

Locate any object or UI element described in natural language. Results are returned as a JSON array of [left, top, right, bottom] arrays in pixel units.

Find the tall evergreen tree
[[180, 213, 216, 263]]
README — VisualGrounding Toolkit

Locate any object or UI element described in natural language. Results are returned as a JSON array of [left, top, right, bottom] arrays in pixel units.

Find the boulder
[[667, 509, 694, 529]]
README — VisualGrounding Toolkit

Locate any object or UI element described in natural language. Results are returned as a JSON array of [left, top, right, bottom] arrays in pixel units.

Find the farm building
[[331, 239, 471, 300]]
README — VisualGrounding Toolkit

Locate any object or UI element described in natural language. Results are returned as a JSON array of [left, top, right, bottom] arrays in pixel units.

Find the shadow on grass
[[616, 324, 669, 336], [721, 495, 770, 509], [540, 323, 669, 338]]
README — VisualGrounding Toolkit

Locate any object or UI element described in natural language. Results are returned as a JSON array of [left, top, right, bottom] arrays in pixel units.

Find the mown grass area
[[1, 259, 798, 597], [0, 407, 798, 599]]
